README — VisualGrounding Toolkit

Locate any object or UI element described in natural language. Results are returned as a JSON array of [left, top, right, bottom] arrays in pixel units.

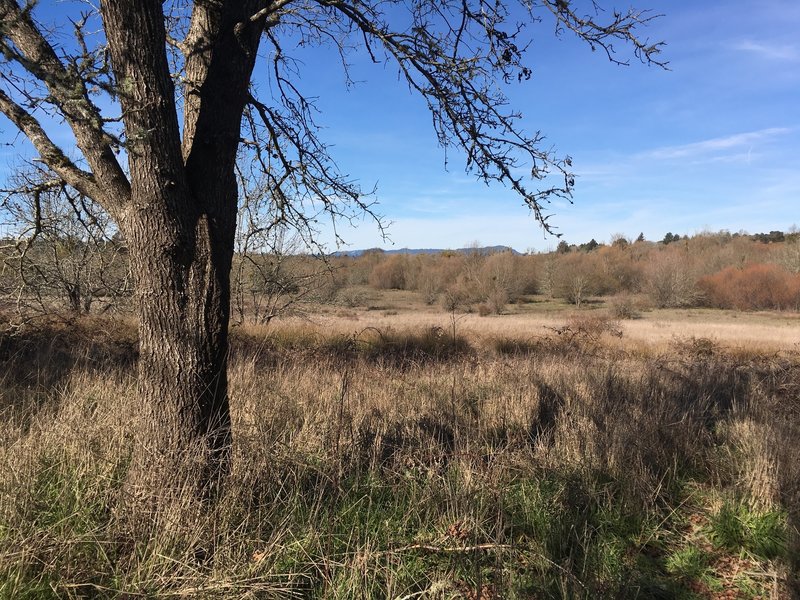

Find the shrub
[[368, 255, 409, 290], [440, 283, 469, 312], [485, 287, 509, 314], [336, 287, 368, 308], [645, 250, 700, 307], [608, 294, 640, 319], [552, 253, 600, 306], [698, 263, 800, 310], [564, 313, 623, 339], [479, 252, 538, 301]]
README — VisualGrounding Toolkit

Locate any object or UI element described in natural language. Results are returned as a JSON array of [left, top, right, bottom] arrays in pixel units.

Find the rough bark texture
[[98, 0, 265, 500]]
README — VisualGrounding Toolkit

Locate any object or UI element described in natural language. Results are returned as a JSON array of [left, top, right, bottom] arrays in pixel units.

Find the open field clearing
[[277, 290, 800, 355], [2, 312, 799, 598], [310, 310, 800, 353]]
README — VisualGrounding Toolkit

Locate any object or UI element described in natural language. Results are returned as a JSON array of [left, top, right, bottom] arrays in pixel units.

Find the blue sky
[[290, 0, 800, 251], [1, 1, 798, 252]]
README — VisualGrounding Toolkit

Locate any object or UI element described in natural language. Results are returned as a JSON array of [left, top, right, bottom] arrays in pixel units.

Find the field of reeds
[[1, 310, 799, 598]]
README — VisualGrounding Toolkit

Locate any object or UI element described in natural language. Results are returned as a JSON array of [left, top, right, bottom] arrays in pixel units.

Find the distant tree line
[[330, 229, 800, 313], [560, 229, 799, 252], [3, 219, 800, 321]]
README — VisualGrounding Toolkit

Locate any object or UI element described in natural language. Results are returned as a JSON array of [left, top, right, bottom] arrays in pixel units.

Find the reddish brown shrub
[[698, 263, 800, 310]]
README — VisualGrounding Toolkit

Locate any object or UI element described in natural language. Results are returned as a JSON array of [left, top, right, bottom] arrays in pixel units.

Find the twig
[[381, 542, 511, 555]]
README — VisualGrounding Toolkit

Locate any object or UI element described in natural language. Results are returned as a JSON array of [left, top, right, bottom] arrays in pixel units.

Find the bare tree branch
[[248, 0, 295, 25], [0, 88, 104, 201], [282, 0, 666, 234], [544, 0, 666, 67], [1, 165, 131, 319], [0, 0, 131, 212]]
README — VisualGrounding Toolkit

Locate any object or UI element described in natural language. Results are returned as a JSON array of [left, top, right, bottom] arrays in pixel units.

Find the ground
[[1, 295, 798, 598]]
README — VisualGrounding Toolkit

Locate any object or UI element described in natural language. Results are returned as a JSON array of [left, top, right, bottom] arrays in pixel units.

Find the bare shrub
[[565, 313, 623, 339], [485, 287, 509, 314], [440, 283, 470, 312], [552, 253, 600, 306], [369, 254, 409, 290], [356, 326, 472, 364], [645, 250, 700, 308], [538, 254, 558, 299], [344, 250, 386, 285], [608, 294, 640, 319], [479, 252, 537, 300], [597, 244, 645, 294], [336, 286, 368, 308], [418, 275, 440, 305], [698, 263, 800, 311], [777, 236, 800, 274]]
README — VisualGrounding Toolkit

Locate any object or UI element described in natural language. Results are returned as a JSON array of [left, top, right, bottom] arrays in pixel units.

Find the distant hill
[[329, 245, 521, 257]]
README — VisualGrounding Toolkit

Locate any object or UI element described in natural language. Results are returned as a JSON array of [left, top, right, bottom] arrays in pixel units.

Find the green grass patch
[[665, 546, 711, 580], [708, 501, 788, 560]]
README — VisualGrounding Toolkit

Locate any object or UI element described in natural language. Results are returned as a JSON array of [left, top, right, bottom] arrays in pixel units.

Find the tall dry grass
[[1, 316, 798, 598]]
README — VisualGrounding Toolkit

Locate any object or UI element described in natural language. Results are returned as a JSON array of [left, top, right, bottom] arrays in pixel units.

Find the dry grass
[[1, 314, 799, 598], [285, 295, 800, 356]]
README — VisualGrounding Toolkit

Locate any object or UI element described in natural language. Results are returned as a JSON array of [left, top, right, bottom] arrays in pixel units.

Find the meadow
[[1, 291, 798, 599]]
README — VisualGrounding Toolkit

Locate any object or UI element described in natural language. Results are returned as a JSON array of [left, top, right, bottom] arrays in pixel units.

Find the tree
[[1, 167, 131, 318], [752, 230, 786, 244], [610, 233, 629, 249], [553, 252, 600, 307], [646, 248, 699, 308], [0, 0, 665, 501], [556, 240, 571, 254]]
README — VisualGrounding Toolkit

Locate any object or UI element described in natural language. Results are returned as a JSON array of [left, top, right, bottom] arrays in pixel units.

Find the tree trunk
[[99, 0, 264, 504], [124, 198, 235, 503]]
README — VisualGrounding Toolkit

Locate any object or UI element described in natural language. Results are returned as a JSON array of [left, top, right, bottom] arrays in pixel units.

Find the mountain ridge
[[329, 245, 521, 257]]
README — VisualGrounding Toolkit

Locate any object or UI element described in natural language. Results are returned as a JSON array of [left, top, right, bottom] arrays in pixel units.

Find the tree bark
[[100, 0, 264, 503], [124, 203, 233, 502]]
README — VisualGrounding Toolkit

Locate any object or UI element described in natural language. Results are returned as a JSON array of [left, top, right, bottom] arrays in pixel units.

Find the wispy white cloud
[[642, 128, 791, 161], [734, 39, 800, 61]]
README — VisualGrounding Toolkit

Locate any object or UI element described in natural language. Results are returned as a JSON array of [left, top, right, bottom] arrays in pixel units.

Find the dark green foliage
[[709, 502, 788, 560], [751, 230, 786, 244], [661, 232, 682, 244]]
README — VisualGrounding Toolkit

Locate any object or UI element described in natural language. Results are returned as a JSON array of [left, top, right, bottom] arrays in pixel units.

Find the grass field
[[1, 298, 799, 598], [287, 289, 800, 353]]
